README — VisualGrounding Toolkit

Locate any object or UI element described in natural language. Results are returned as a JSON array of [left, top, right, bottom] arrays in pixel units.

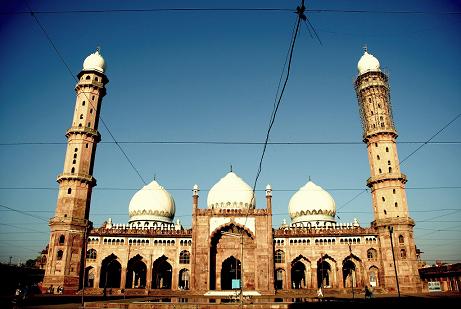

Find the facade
[[43, 49, 422, 295]]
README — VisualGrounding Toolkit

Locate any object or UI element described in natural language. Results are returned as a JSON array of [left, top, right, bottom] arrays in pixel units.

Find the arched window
[[73, 153, 77, 159], [82, 101, 86, 106], [58, 235, 65, 245], [389, 167, 392, 173], [386, 147, 389, 152], [398, 235, 404, 244], [179, 250, 190, 264], [367, 248, 378, 261], [395, 202, 398, 208], [400, 249, 407, 259], [86, 75, 90, 80], [71, 167, 75, 173], [379, 168, 382, 173], [67, 188, 72, 194], [377, 155, 380, 160], [79, 114, 83, 119], [86, 249, 97, 260], [57, 250, 63, 260], [275, 250, 285, 263]]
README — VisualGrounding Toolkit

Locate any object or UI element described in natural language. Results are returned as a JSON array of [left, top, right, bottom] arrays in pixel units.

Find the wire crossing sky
[[0, 0, 460, 265]]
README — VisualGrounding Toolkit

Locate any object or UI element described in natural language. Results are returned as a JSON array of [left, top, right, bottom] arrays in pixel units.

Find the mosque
[[42, 48, 423, 296]]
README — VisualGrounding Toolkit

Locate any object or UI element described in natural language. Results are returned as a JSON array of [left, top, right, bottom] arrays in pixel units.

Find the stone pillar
[[146, 255, 153, 289], [120, 266, 127, 289]]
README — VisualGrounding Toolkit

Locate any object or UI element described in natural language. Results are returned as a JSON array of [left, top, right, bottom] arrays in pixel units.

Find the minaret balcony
[[66, 126, 101, 141], [57, 172, 96, 186], [367, 172, 407, 187]]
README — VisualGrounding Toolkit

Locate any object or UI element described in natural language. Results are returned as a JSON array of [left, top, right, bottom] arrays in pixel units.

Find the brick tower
[[43, 49, 108, 293], [354, 49, 421, 292]]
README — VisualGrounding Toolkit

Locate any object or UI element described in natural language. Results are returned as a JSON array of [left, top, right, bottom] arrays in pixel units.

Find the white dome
[[288, 181, 336, 224], [357, 51, 380, 75], [83, 49, 106, 73], [128, 180, 175, 223], [207, 172, 255, 209]]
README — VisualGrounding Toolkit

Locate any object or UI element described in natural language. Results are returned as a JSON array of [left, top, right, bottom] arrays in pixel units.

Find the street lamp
[[388, 226, 401, 298]]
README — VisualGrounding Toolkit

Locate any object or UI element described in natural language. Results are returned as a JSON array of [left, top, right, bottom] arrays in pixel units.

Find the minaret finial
[[230, 164, 233, 172], [154, 173, 156, 181], [363, 44, 368, 53], [308, 175, 311, 181], [96, 46, 101, 53]]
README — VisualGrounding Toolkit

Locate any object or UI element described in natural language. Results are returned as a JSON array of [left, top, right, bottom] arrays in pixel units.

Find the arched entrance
[[84, 266, 94, 287], [152, 255, 172, 289], [179, 268, 190, 290], [221, 256, 241, 290], [343, 259, 357, 288], [275, 268, 285, 290], [99, 254, 122, 288], [369, 266, 379, 287], [126, 254, 147, 288], [291, 261, 305, 289], [317, 260, 331, 288]]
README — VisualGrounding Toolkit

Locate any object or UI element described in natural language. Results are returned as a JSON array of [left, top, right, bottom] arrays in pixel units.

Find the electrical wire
[[24, 0, 147, 185]]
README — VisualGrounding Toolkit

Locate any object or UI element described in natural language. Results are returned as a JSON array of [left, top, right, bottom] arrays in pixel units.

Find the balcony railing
[[367, 172, 407, 187]]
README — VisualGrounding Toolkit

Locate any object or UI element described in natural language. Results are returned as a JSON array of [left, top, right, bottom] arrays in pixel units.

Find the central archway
[[152, 255, 172, 289], [317, 260, 331, 288], [221, 256, 241, 290], [343, 259, 357, 288]]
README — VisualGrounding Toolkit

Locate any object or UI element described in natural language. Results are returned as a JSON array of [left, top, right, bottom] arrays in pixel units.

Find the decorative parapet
[[89, 227, 193, 237], [195, 208, 269, 216], [372, 217, 415, 228], [367, 172, 407, 187], [273, 226, 378, 237]]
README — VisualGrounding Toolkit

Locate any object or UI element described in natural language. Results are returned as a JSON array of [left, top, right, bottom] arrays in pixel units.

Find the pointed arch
[[209, 222, 254, 245], [126, 254, 147, 289], [152, 255, 172, 289], [221, 255, 241, 290], [99, 254, 122, 288], [179, 268, 190, 290]]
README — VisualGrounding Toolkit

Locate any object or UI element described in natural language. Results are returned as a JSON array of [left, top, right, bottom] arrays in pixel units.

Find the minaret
[[354, 49, 421, 292], [43, 49, 108, 293]]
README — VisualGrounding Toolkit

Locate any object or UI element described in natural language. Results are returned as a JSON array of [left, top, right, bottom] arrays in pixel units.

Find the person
[[364, 285, 373, 299], [317, 287, 324, 299]]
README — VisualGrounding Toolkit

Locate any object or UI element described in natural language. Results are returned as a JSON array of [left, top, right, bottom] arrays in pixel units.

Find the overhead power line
[[0, 204, 48, 222], [24, 1, 147, 185], [2, 8, 460, 15], [1, 140, 459, 146]]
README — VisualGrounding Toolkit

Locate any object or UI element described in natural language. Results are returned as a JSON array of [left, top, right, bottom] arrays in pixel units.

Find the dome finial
[[230, 164, 233, 172], [363, 44, 368, 53], [154, 173, 156, 181], [96, 46, 101, 53]]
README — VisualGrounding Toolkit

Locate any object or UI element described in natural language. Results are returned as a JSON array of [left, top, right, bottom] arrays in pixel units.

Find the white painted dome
[[207, 172, 255, 209], [357, 51, 380, 75], [83, 49, 106, 73], [128, 180, 175, 223], [288, 181, 336, 224]]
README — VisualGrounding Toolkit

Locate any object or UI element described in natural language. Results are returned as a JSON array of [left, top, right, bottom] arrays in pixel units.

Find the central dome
[[128, 180, 175, 223], [207, 172, 255, 210], [288, 181, 336, 225]]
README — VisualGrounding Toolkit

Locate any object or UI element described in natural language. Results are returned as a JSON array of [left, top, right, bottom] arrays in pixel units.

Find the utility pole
[[388, 226, 401, 298]]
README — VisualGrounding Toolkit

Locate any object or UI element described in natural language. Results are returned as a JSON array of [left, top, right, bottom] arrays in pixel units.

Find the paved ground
[[3, 291, 460, 308]]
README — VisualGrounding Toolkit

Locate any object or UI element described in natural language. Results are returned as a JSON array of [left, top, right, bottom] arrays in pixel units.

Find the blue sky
[[0, 0, 460, 265]]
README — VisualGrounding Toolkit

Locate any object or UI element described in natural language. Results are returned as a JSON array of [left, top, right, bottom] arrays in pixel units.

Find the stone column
[[146, 254, 153, 289]]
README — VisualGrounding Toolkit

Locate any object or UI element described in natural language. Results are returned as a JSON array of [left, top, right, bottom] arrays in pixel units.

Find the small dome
[[207, 172, 255, 209], [288, 181, 336, 224], [83, 48, 106, 73], [128, 180, 175, 223], [357, 51, 380, 75]]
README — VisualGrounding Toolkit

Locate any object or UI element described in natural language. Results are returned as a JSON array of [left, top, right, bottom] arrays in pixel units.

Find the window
[[73, 153, 77, 159], [86, 249, 97, 259], [389, 167, 392, 173], [398, 235, 404, 244], [82, 101, 85, 106], [179, 250, 190, 264], [74, 148, 78, 152], [367, 248, 378, 261], [87, 122, 91, 127], [387, 160, 391, 165], [386, 147, 389, 152], [78, 123, 82, 127], [395, 202, 398, 208], [90, 108, 93, 114], [67, 188, 72, 194], [79, 114, 83, 119], [92, 96, 95, 100], [59, 235, 65, 245], [379, 168, 382, 173], [72, 160, 76, 164], [86, 75, 90, 80], [370, 110, 374, 115], [375, 143, 378, 147], [384, 210, 387, 215], [393, 189, 396, 194], [377, 155, 380, 160], [86, 143, 89, 148], [71, 167, 75, 173], [95, 77, 99, 81], [400, 249, 407, 259], [57, 250, 63, 260], [275, 250, 285, 263], [382, 197, 385, 202]]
